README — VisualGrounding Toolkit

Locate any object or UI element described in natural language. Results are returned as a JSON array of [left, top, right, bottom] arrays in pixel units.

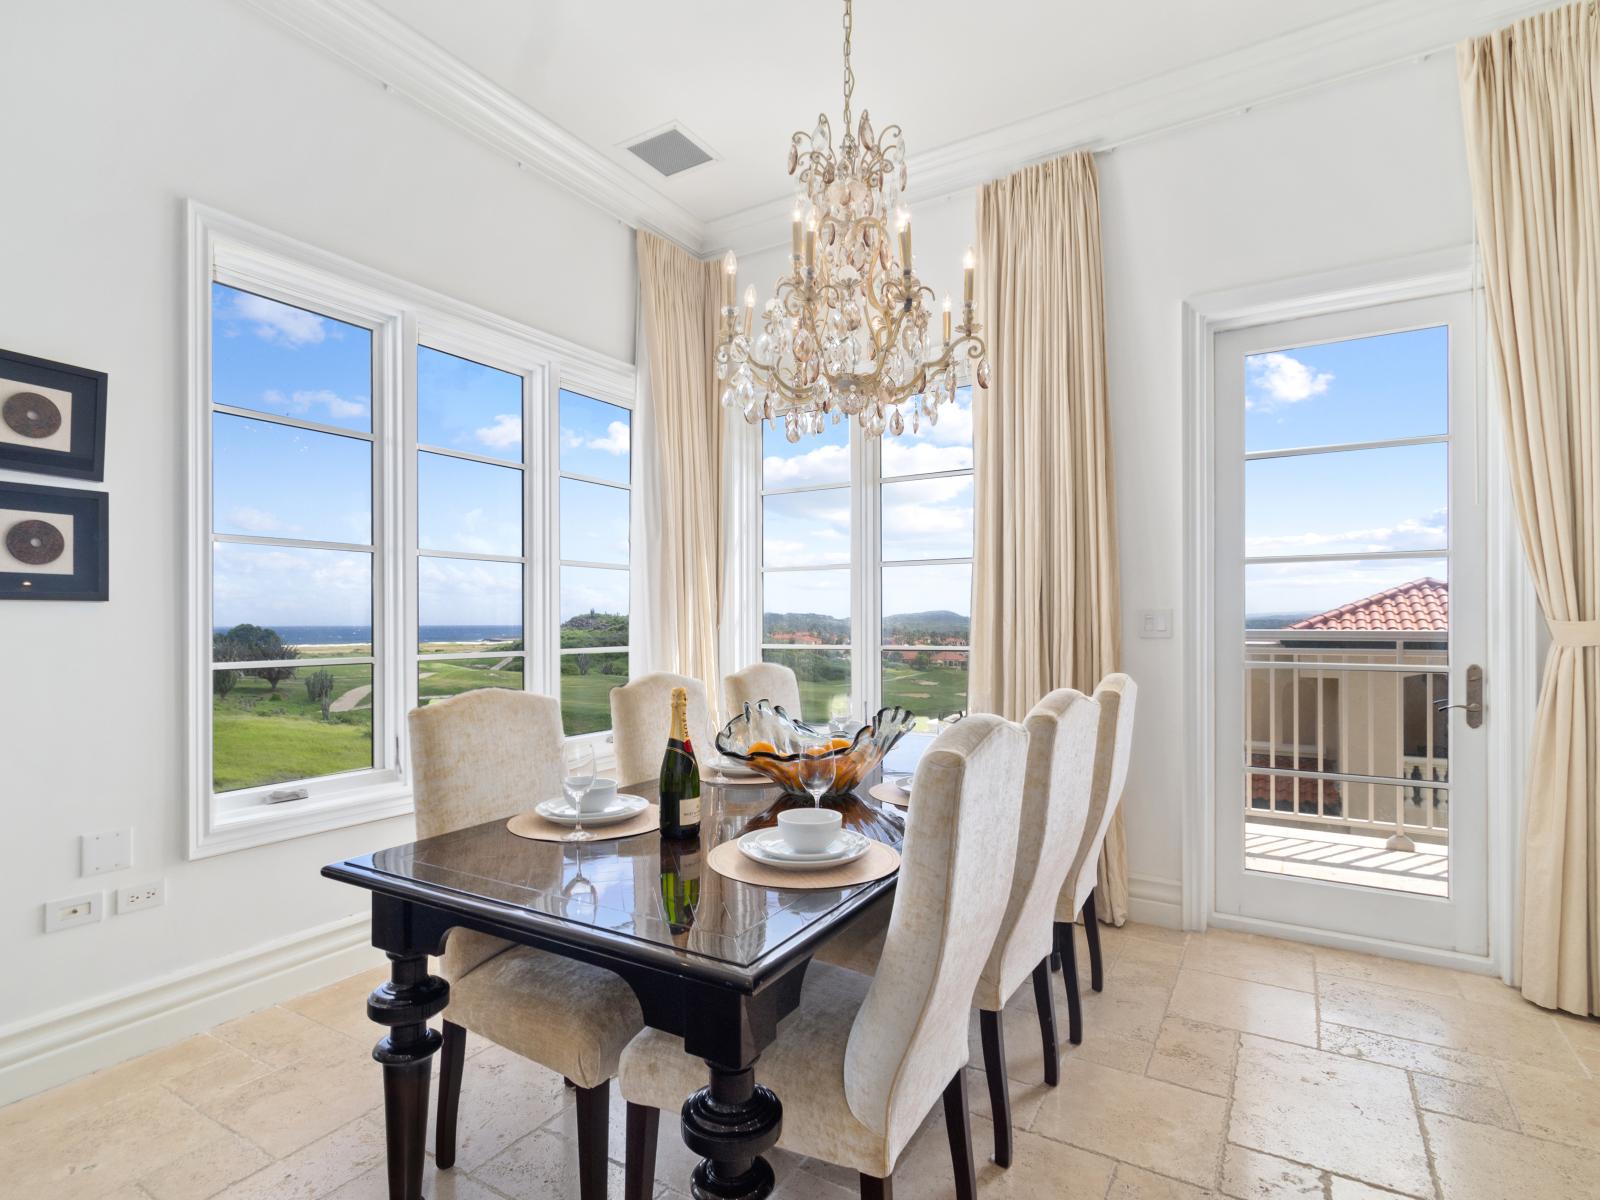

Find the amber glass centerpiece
[[715, 701, 916, 800]]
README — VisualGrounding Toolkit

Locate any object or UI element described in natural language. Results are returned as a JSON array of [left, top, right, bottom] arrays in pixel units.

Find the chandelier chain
[[841, 0, 854, 133]]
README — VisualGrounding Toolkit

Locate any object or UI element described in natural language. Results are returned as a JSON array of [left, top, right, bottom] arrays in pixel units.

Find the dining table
[[323, 734, 930, 1200]]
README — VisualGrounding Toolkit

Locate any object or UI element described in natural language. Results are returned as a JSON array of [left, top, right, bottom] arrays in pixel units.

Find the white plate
[[711, 758, 766, 778], [534, 793, 650, 827], [705, 766, 772, 787], [738, 827, 871, 871], [890, 774, 914, 794]]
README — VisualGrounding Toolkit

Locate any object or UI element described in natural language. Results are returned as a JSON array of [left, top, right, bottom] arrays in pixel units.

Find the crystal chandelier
[[715, 0, 989, 442]]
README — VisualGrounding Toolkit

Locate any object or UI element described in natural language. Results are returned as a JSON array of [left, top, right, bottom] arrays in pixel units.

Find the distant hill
[[1245, 613, 1318, 629], [764, 612, 851, 638], [883, 610, 969, 637]]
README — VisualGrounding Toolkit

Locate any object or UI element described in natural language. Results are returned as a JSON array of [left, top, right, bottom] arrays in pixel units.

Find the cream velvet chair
[[618, 714, 1030, 1200], [1052, 673, 1138, 1045], [409, 689, 645, 1200], [723, 661, 803, 721], [610, 671, 715, 785]]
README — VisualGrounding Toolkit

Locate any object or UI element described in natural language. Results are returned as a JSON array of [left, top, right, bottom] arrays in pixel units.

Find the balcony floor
[[1245, 820, 1448, 896]]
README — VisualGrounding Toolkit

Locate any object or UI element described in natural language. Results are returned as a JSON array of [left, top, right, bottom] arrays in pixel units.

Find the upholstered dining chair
[[610, 671, 715, 785], [723, 660, 803, 721], [409, 689, 645, 1200], [618, 714, 1030, 1200], [1052, 673, 1138, 1045]]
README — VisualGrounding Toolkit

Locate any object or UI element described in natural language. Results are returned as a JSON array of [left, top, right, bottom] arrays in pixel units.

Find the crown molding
[[239, 0, 704, 252]]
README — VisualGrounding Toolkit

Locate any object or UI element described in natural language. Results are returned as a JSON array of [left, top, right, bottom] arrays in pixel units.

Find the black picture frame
[[0, 348, 108, 482], [0, 481, 109, 601]]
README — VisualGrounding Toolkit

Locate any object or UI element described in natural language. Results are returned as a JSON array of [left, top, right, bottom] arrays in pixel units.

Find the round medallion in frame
[[5, 518, 66, 565], [3, 392, 64, 440]]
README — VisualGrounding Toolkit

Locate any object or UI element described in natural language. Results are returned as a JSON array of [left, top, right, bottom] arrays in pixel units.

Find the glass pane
[[762, 649, 850, 725], [561, 652, 629, 736], [213, 413, 371, 544], [882, 650, 969, 729], [881, 476, 973, 561], [418, 557, 522, 650], [763, 413, 849, 488], [881, 385, 974, 477], [1246, 443, 1447, 559], [213, 543, 371, 659], [559, 390, 631, 483], [1244, 559, 1447, 631], [763, 488, 850, 567], [1244, 326, 1448, 453], [418, 656, 525, 704], [417, 346, 523, 461], [418, 451, 522, 556], [212, 663, 374, 792], [211, 282, 372, 433], [882, 564, 971, 645], [560, 478, 629, 565], [560, 566, 629, 647], [763, 569, 850, 644]]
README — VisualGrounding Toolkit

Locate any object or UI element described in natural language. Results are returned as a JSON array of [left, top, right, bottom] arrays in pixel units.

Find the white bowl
[[777, 807, 843, 854], [580, 778, 618, 814]]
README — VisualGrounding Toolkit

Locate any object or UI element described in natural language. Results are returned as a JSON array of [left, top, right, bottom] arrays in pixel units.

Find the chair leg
[[859, 1172, 894, 1199], [1058, 920, 1083, 1045], [978, 1009, 1013, 1168], [434, 1019, 467, 1170], [942, 1070, 978, 1200], [1084, 889, 1104, 992], [575, 1081, 610, 1200], [624, 1101, 659, 1200], [1031, 957, 1060, 1086]]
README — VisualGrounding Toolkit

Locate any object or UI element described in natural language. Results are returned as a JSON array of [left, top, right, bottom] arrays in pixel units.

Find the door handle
[[1433, 663, 1484, 728]]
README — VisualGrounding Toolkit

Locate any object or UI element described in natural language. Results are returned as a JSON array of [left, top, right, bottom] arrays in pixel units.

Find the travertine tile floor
[[5, 922, 1599, 1200]]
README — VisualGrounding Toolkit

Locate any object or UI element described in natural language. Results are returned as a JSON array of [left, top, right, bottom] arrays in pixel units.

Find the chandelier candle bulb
[[791, 204, 804, 260], [897, 208, 913, 272], [963, 246, 976, 305], [743, 285, 756, 334], [942, 294, 953, 342], [804, 211, 818, 270], [722, 250, 738, 309]]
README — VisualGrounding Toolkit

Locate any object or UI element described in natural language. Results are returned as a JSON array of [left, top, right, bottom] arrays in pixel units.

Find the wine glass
[[562, 741, 597, 844], [797, 736, 836, 808], [828, 693, 853, 738]]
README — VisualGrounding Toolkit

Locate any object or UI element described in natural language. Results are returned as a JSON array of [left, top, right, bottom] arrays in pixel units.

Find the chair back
[[723, 661, 803, 722], [1060, 673, 1138, 919], [843, 713, 1029, 1163], [610, 672, 714, 786], [975, 688, 1099, 1010]]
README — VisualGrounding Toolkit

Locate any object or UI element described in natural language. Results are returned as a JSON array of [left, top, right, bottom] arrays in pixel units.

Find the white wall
[[734, 54, 1475, 920], [0, 0, 634, 1098]]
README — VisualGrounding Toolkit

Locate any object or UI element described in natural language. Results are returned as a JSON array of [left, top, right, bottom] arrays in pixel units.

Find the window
[[190, 207, 634, 855], [557, 389, 632, 736]]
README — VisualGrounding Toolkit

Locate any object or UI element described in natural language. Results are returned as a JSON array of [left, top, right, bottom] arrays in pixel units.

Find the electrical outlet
[[45, 892, 104, 932], [116, 880, 165, 914], [81, 829, 132, 876], [1139, 609, 1174, 639]]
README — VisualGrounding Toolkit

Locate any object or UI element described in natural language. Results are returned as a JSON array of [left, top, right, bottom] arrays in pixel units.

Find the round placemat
[[707, 837, 899, 890], [507, 803, 659, 843], [867, 782, 910, 809]]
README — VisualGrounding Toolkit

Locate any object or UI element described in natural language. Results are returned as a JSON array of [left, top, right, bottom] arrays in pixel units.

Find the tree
[[213, 669, 239, 699], [304, 669, 336, 721], [215, 623, 298, 692]]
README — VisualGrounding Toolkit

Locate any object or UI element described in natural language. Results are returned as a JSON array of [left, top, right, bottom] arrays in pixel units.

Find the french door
[[1212, 291, 1487, 955]]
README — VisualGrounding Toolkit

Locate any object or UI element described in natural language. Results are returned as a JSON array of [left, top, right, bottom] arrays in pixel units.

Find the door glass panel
[[1246, 444, 1447, 558]]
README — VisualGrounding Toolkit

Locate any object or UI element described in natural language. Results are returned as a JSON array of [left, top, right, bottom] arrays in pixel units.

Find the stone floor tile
[[471, 1128, 628, 1199], [425, 1041, 569, 1172], [1183, 936, 1314, 992], [1228, 1036, 1430, 1197], [1328, 1179, 1415, 1199], [160, 1042, 278, 1108], [137, 1126, 274, 1200], [890, 1115, 1114, 1198], [1311, 948, 1465, 997], [961, 1065, 1050, 1134], [1109, 935, 1186, 988], [1061, 1029, 1158, 1075], [1168, 969, 1318, 1047], [201, 1049, 384, 1157], [1424, 1111, 1600, 1199], [210, 1005, 360, 1069], [1452, 970, 1538, 1010], [768, 1169, 859, 1200], [320, 1158, 508, 1199], [1410, 1071, 1518, 1131], [280, 966, 390, 1043], [1218, 1143, 1321, 1199], [1075, 977, 1176, 1046], [1117, 922, 1190, 948], [1317, 1022, 1500, 1087], [212, 1117, 386, 1200], [1146, 1016, 1237, 1097], [1496, 1060, 1600, 1148], [1031, 1059, 1227, 1187], [1108, 1163, 1221, 1198]]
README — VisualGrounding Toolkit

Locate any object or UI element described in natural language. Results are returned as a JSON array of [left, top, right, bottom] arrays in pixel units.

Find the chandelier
[[715, 0, 989, 442]]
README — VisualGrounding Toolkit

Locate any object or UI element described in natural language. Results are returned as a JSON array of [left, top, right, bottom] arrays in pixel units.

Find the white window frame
[[186, 203, 634, 857]]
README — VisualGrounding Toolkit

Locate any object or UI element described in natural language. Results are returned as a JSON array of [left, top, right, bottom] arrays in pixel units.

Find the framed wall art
[[0, 481, 108, 601], [0, 348, 108, 481]]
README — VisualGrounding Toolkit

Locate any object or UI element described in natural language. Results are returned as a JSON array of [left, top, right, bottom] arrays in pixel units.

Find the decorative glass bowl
[[714, 701, 917, 799]]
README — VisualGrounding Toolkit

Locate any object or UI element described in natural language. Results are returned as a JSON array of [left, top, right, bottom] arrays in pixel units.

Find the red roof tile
[[1288, 577, 1448, 632]]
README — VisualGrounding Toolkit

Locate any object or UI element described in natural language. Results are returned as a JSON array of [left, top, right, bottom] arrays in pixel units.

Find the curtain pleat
[[636, 231, 725, 705], [971, 151, 1128, 924], [1459, 0, 1600, 1016]]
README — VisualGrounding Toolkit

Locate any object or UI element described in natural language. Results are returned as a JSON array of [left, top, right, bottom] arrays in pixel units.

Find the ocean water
[[213, 625, 521, 646]]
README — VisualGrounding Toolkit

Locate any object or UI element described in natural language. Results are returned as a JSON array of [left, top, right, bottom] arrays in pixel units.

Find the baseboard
[[0, 913, 378, 1106], [1127, 874, 1184, 929]]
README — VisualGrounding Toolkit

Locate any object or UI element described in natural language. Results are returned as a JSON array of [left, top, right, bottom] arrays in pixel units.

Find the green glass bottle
[[658, 686, 702, 840], [659, 846, 702, 937]]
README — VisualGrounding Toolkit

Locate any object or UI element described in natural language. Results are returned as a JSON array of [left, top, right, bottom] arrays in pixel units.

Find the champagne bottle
[[659, 845, 702, 937], [658, 686, 702, 840]]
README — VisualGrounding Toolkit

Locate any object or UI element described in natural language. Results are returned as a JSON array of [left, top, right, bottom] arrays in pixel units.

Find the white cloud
[[762, 443, 850, 487], [232, 292, 332, 348], [474, 414, 522, 449], [1246, 352, 1333, 411], [225, 506, 289, 534], [1246, 509, 1447, 557], [590, 421, 630, 455], [262, 388, 367, 421]]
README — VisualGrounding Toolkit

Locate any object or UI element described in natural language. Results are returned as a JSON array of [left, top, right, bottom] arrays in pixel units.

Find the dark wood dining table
[[321, 741, 928, 1200]]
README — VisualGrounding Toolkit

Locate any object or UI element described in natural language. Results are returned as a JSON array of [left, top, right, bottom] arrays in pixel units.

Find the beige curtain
[[970, 151, 1127, 924], [636, 231, 725, 705], [1460, 2, 1600, 1017]]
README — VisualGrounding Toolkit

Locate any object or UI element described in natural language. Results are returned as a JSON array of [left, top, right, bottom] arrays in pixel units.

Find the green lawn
[[881, 663, 969, 728], [417, 656, 523, 701], [212, 665, 373, 792]]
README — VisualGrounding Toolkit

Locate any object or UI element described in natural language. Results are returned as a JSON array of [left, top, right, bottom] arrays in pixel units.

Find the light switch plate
[[1139, 609, 1174, 639], [82, 829, 132, 875]]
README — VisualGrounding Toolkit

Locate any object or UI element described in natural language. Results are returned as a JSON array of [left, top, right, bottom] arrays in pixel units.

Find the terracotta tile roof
[[1288, 577, 1448, 632]]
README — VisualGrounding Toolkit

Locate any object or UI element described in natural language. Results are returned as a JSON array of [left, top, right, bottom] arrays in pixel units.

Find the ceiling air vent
[[625, 125, 715, 177]]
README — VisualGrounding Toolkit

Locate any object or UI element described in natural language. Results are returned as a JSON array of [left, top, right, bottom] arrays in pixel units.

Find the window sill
[[191, 775, 414, 859]]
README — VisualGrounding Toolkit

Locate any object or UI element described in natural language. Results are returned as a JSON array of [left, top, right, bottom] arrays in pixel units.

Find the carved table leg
[[681, 1062, 782, 1200], [369, 951, 450, 1200]]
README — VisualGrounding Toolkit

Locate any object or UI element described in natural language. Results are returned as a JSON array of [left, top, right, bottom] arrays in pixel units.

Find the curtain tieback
[[1548, 619, 1600, 647]]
